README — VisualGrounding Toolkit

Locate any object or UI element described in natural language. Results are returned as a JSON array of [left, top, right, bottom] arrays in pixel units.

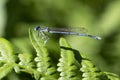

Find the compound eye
[[34, 26, 40, 31]]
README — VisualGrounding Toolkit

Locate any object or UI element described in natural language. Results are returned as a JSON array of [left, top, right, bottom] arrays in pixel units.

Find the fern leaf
[[0, 38, 16, 79], [104, 72, 120, 80], [18, 53, 34, 68], [57, 38, 82, 80], [29, 28, 58, 79], [80, 57, 109, 80], [0, 63, 14, 79], [0, 38, 16, 62]]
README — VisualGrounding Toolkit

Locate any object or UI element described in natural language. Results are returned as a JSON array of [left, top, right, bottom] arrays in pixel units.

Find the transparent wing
[[48, 27, 88, 33]]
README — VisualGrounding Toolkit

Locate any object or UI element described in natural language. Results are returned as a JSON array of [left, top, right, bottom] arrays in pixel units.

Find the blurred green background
[[0, 0, 120, 77]]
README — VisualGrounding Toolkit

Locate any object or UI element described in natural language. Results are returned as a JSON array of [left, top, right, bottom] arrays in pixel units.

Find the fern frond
[[29, 28, 58, 80], [0, 63, 14, 79], [57, 38, 82, 80], [80, 57, 109, 80], [104, 72, 120, 80], [0, 38, 16, 79], [0, 38, 16, 62], [18, 53, 34, 68]]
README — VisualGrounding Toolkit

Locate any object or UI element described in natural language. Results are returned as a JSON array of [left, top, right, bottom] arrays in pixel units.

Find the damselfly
[[34, 26, 101, 44]]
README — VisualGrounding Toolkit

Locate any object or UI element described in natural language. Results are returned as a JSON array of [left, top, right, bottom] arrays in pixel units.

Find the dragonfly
[[34, 26, 101, 44]]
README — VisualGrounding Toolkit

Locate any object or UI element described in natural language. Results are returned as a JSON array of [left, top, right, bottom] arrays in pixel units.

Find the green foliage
[[1, 0, 119, 76], [0, 0, 120, 79], [29, 28, 58, 80], [0, 29, 120, 80], [0, 38, 16, 79], [57, 38, 82, 80]]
